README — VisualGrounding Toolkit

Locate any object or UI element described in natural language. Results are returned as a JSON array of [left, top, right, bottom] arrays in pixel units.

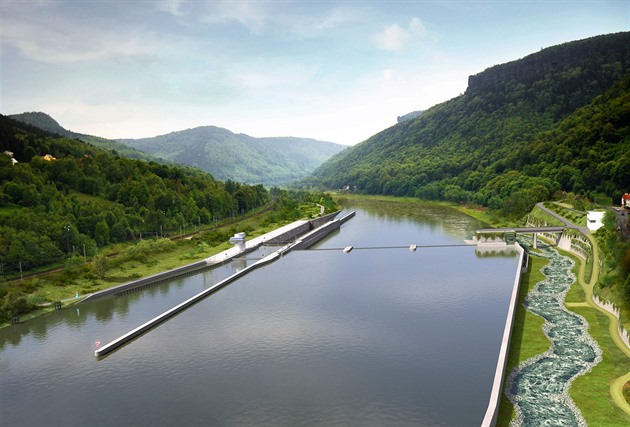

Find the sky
[[1, 1, 628, 145]]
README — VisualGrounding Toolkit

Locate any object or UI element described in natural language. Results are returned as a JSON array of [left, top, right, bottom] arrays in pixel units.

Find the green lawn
[[570, 307, 630, 426], [496, 256, 550, 425], [496, 251, 630, 425]]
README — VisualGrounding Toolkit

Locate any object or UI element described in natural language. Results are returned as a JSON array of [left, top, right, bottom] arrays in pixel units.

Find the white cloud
[[374, 24, 410, 51], [198, 0, 270, 33], [2, 16, 161, 64], [409, 17, 428, 37], [313, 6, 360, 31], [156, 0, 187, 16], [373, 17, 428, 51]]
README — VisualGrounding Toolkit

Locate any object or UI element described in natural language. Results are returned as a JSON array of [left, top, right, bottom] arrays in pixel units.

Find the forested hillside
[[0, 115, 269, 274], [120, 126, 346, 186], [302, 32, 630, 217], [9, 112, 159, 162]]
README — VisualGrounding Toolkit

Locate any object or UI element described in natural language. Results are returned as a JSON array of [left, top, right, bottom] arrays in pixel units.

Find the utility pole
[[65, 225, 70, 253]]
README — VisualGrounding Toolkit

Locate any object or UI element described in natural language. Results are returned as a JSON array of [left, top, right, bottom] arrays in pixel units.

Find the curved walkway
[[535, 202, 591, 235]]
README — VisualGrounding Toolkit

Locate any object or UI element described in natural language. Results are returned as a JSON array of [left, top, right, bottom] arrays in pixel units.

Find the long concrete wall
[[481, 243, 525, 427], [263, 222, 311, 245], [94, 211, 354, 358], [264, 211, 340, 244], [292, 211, 355, 250], [94, 249, 285, 358], [80, 260, 210, 302], [82, 214, 341, 303]]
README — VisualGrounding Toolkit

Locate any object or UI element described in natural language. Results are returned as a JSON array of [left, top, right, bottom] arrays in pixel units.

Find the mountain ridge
[[9, 112, 346, 187], [300, 31, 630, 217], [8, 112, 160, 163], [119, 126, 346, 186]]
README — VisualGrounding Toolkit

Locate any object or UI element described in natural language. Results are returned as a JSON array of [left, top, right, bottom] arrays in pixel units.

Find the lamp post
[[65, 225, 70, 253]]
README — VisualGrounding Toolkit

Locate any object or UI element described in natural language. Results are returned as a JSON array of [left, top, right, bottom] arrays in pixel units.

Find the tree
[[94, 220, 110, 246], [91, 254, 110, 280], [0, 290, 30, 322]]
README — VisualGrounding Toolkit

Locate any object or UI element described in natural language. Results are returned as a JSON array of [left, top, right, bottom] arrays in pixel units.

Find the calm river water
[[0, 198, 519, 426]]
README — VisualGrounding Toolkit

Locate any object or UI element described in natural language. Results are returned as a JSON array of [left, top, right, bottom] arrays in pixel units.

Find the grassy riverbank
[[0, 201, 325, 328], [495, 249, 630, 425]]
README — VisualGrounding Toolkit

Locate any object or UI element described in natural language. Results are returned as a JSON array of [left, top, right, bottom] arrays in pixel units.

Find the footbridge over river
[[475, 226, 565, 249]]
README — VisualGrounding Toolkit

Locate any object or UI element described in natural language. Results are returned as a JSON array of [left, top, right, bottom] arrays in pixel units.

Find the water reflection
[[0, 202, 519, 427], [336, 197, 488, 240]]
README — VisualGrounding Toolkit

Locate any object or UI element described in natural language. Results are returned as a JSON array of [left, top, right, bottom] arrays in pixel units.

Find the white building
[[586, 210, 605, 231], [2, 151, 18, 165]]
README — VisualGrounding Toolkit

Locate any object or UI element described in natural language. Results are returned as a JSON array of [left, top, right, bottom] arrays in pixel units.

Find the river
[[0, 198, 520, 426]]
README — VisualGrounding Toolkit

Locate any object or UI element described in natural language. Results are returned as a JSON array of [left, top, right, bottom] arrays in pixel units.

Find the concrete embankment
[[94, 211, 354, 358], [481, 243, 525, 427], [80, 260, 211, 302], [82, 212, 341, 303], [292, 211, 355, 250]]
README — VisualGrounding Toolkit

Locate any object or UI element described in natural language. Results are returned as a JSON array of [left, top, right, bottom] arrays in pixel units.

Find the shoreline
[[0, 208, 323, 329]]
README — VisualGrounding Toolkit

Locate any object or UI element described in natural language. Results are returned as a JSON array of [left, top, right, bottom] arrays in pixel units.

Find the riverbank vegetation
[[0, 114, 337, 324], [595, 211, 630, 314], [0, 189, 335, 326]]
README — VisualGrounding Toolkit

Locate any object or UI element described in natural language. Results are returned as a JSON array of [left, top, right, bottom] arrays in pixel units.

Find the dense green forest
[[0, 115, 270, 275], [301, 32, 630, 217]]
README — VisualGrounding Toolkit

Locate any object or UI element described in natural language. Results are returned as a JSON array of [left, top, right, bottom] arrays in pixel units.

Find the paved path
[[535, 202, 590, 235], [204, 219, 309, 265]]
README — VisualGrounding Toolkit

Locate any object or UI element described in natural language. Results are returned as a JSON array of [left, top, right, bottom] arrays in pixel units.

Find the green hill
[[0, 114, 269, 274], [9, 112, 159, 162], [302, 32, 630, 217], [119, 127, 346, 186], [9, 112, 346, 187]]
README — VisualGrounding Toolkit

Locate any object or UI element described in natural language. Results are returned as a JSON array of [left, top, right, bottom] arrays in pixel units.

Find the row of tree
[[597, 211, 630, 304]]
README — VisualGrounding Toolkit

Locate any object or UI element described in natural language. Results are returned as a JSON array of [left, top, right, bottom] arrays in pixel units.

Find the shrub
[[0, 290, 31, 322]]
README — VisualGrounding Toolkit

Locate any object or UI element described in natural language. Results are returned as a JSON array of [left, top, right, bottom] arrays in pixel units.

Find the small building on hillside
[[622, 193, 630, 208], [587, 210, 606, 231], [3, 151, 18, 165], [42, 154, 56, 161]]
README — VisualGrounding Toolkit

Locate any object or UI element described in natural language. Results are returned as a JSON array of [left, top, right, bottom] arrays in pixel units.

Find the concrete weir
[[94, 211, 355, 358]]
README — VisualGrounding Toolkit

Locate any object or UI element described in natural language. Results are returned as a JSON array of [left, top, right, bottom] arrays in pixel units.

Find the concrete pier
[[82, 213, 341, 303], [94, 249, 286, 358], [94, 211, 355, 358], [292, 211, 355, 250]]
